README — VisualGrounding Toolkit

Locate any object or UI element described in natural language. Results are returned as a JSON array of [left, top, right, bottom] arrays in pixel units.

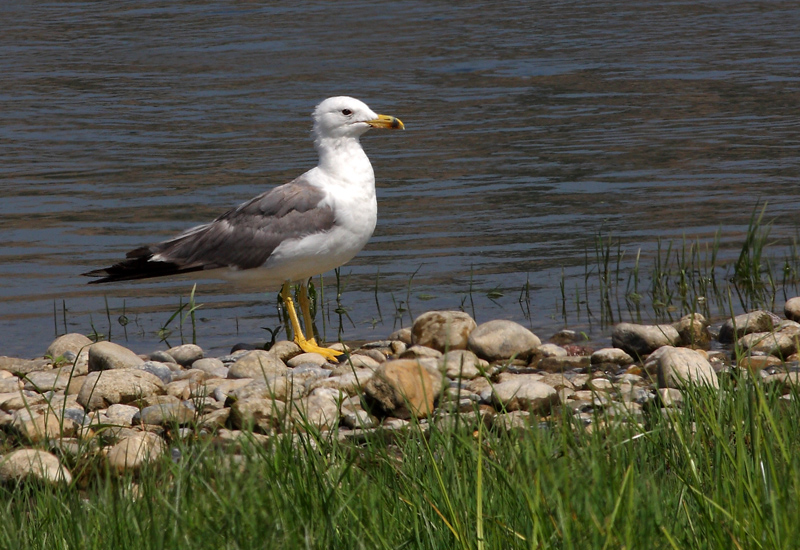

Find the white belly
[[222, 190, 377, 291]]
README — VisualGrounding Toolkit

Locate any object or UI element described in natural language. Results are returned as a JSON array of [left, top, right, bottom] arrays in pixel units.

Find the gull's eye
[[341, 109, 352, 116]]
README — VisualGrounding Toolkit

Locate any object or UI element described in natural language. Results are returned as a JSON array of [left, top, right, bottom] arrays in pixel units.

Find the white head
[[312, 96, 404, 141]]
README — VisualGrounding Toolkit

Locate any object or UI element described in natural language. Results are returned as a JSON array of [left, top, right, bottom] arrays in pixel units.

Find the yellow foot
[[295, 338, 343, 362]]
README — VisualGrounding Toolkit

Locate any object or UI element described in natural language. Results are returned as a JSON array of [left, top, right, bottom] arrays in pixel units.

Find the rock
[[658, 388, 683, 407], [46, 333, 93, 360], [411, 311, 476, 352], [136, 361, 174, 384], [165, 344, 203, 366], [192, 358, 228, 379], [439, 350, 488, 380], [88, 341, 144, 371], [341, 410, 377, 429], [786, 297, 800, 322], [492, 411, 532, 432], [538, 344, 567, 358], [764, 372, 800, 393], [674, 313, 711, 348], [718, 311, 775, 343], [587, 378, 614, 391], [287, 353, 329, 368], [0, 391, 46, 412], [230, 397, 287, 432], [105, 404, 140, 426], [0, 357, 52, 376], [491, 379, 558, 413], [199, 408, 230, 429], [590, 348, 634, 366], [77, 370, 166, 410], [232, 376, 306, 403], [292, 389, 340, 431], [135, 403, 196, 426], [345, 354, 382, 370], [467, 320, 541, 361], [13, 414, 74, 442], [268, 341, 303, 362], [646, 346, 719, 389], [611, 323, 681, 357], [227, 350, 288, 380], [738, 327, 800, 358], [399, 345, 443, 360], [539, 373, 575, 391], [538, 356, 591, 372], [0, 377, 22, 394], [106, 432, 167, 472], [363, 360, 435, 419], [549, 329, 581, 345], [0, 449, 72, 484], [308, 369, 374, 395], [22, 368, 74, 393], [389, 327, 413, 345]]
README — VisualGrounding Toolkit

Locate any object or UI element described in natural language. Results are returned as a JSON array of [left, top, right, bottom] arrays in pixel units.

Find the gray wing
[[84, 176, 334, 283]]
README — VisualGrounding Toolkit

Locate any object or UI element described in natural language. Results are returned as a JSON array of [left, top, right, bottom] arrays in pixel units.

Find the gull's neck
[[314, 135, 375, 186]]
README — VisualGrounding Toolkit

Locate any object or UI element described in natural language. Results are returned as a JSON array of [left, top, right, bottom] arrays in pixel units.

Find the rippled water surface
[[2, 1, 800, 356]]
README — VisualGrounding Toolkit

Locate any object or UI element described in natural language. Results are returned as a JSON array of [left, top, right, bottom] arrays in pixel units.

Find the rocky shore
[[2, 297, 800, 485]]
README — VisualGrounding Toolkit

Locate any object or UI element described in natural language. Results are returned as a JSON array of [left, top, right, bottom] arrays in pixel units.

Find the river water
[[2, 1, 800, 356]]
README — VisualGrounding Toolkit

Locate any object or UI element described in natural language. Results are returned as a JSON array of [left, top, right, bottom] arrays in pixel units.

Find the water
[[2, 1, 800, 357]]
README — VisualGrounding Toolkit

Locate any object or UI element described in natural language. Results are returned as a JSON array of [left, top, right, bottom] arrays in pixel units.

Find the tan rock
[[647, 346, 719, 389], [77, 369, 166, 410], [363, 359, 435, 419], [468, 320, 541, 361], [411, 311, 476, 352], [230, 397, 288, 433], [46, 333, 93, 361], [88, 341, 144, 371], [0, 449, 72, 484], [227, 350, 288, 380], [106, 432, 167, 472], [491, 379, 558, 413]]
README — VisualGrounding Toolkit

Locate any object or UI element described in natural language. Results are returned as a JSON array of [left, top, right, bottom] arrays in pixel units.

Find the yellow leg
[[281, 282, 341, 361], [298, 281, 318, 346]]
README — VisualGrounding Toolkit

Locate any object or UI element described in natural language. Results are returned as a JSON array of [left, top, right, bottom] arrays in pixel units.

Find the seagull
[[83, 96, 404, 360]]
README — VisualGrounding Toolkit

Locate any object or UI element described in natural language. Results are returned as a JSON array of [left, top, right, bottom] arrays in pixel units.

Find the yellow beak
[[365, 114, 405, 130]]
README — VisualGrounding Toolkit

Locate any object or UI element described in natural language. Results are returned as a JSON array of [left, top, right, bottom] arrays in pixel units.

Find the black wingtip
[[82, 256, 205, 285]]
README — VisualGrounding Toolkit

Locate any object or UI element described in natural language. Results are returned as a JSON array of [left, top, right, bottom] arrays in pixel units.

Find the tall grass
[[4, 373, 800, 549]]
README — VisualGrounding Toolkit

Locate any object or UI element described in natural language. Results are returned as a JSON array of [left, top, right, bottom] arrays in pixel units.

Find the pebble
[[411, 311, 476, 352], [611, 323, 681, 357], [718, 310, 775, 343], [166, 344, 204, 366], [438, 350, 487, 380], [785, 297, 800, 323], [0, 449, 72, 484], [591, 348, 634, 366], [647, 346, 719, 389], [468, 320, 541, 361], [77, 369, 166, 410], [674, 313, 712, 348], [135, 402, 196, 426], [88, 341, 144, 371], [364, 359, 435, 419], [192, 358, 228, 379], [106, 432, 167, 472], [491, 379, 558, 413], [46, 333, 93, 360], [227, 350, 289, 380]]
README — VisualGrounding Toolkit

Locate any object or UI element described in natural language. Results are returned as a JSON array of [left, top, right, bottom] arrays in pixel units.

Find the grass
[[4, 372, 800, 549]]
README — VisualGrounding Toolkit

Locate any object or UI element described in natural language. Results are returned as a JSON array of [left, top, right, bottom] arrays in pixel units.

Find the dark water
[[2, 1, 800, 357]]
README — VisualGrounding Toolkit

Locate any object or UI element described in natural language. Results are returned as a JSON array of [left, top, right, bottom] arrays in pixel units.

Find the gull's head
[[312, 96, 404, 141]]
